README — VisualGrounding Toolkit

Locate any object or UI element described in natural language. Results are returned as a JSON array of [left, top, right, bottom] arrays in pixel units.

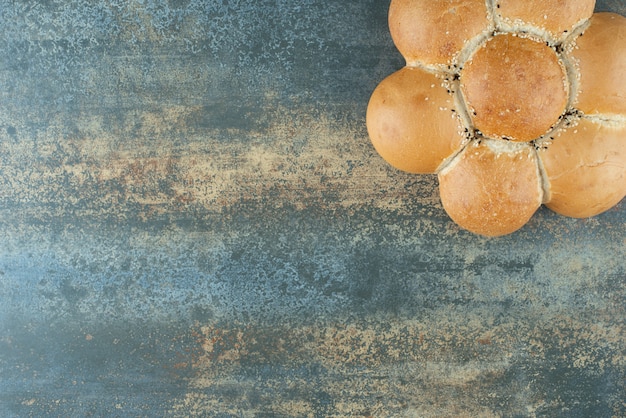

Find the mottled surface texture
[[0, 1, 624, 417]]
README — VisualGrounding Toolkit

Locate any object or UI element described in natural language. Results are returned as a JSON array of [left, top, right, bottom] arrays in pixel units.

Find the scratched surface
[[0, 0, 625, 416]]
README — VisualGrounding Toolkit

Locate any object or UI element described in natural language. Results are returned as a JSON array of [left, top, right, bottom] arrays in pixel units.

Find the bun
[[388, 0, 490, 67], [438, 140, 542, 237], [571, 13, 626, 115], [366, 67, 466, 174], [367, 1, 626, 236], [460, 33, 568, 142], [541, 119, 626, 218]]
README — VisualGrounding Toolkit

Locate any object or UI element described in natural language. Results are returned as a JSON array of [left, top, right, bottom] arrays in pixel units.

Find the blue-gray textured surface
[[0, 0, 624, 416]]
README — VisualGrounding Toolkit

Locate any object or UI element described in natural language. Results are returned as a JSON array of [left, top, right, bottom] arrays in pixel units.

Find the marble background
[[0, 1, 624, 416]]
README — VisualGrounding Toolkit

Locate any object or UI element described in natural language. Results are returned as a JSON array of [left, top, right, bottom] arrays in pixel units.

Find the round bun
[[438, 140, 542, 236], [366, 67, 466, 174], [460, 33, 568, 142], [541, 119, 626, 218], [571, 13, 626, 115], [388, 0, 490, 67], [367, 2, 626, 236]]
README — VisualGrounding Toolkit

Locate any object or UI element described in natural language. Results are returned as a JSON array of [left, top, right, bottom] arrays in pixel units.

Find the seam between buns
[[487, 0, 500, 29], [435, 138, 470, 175], [583, 113, 626, 127], [530, 27, 584, 151], [403, 60, 463, 79], [532, 109, 583, 150], [558, 22, 589, 115], [436, 140, 467, 176], [434, 73, 475, 175], [565, 15, 593, 44], [534, 147, 551, 204]]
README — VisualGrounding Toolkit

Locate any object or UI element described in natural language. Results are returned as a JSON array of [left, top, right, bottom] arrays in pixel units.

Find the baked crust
[[366, 67, 466, 174], [388, 0, 490, 67], [461, 34, 568, 141], [571, 13, 626, 115], [541, 118, 626, 218], [438, 141, 542, 236]]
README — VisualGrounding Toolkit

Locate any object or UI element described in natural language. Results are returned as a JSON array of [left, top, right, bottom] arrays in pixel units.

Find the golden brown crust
[[366, 67, 466, 174], [388, 0, 490, 67], [460, 34, 568, 142], [571, 13, 626, 116], [540, 118, 626, 218], [438, 141, 542, 236], [495, 0, 595, 39]]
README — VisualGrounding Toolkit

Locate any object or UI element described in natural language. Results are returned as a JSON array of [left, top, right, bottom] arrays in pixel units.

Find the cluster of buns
[[367, 0, 626, 236]]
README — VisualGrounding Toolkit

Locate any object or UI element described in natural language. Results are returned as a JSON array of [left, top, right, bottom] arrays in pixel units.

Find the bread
[[366, 0, 626, 236], [388, 0, 490, 67], [541, 119, 626, 218], [460, 33, 568, 142], [571, 13, 626, 115], [438, 140, 543, 236], [366, 67, 467, 174]]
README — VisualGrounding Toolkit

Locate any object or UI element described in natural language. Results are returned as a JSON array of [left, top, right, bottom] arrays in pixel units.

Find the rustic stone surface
[[0, 1, 624, 416]]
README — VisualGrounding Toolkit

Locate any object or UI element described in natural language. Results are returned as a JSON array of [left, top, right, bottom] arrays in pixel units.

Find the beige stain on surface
[[0, 103, 440, 223], [166, 311, 625, 417]]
